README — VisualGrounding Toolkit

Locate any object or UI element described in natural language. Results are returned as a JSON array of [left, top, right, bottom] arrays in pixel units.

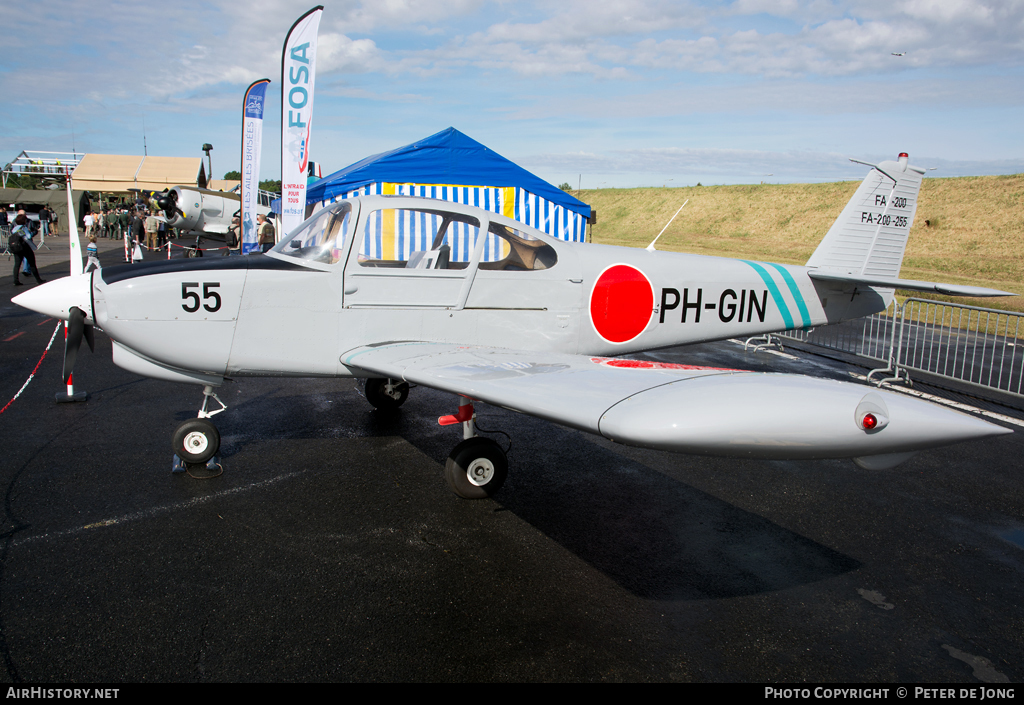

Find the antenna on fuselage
[[646, 200, 688, 252]]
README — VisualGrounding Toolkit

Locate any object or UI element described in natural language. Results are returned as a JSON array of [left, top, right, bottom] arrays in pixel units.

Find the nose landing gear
[[173, 418, 220, 464], [172, 385, 226, 475]]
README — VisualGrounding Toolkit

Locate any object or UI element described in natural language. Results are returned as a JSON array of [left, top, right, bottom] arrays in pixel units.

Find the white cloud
[[0, 0, 1020, 183], [317, 34, 383, 73], [300, 0, 1020, 86]]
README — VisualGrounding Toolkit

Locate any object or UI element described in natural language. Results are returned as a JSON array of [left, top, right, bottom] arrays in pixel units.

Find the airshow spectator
[[16, 210, 37, 276], [85, 235, 100, 272], [145, 210, 160, 251], [118, 207, 130, 242], [257, 213, 275, 253], [38, 206, 51, 240], [129, 210, 145, 263], [157, 211, 169, 248], [226, 215, 241, 256], [10, 213, 44, 285]]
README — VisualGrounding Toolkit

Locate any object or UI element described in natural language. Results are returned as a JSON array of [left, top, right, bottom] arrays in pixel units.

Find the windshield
[[270, 201, 352, 265]]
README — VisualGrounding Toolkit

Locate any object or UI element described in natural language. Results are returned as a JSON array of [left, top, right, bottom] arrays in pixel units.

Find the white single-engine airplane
[[13, 154, 1015, 498], [142, 186, 271, 237]]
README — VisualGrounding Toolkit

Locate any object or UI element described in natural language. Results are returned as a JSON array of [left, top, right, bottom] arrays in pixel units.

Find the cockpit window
[[270, 201, 352, 265], [358, 208, 481, 270], [481, 222, 557, 271]]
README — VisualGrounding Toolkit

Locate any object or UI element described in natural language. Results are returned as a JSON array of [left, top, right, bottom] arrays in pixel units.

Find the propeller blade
[[62, 307, 85, 383], [83, 322, 95, 353], [157, 190, 184, 217]]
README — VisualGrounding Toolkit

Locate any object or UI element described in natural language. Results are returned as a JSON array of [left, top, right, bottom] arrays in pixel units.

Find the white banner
[[280, 6, 323, 239], [66, 173, 83, 276], [241, 78, 270, 255]]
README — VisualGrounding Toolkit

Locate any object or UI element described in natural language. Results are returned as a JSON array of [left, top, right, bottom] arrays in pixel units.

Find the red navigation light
[[898, 152, 909, 158], [862, 413, 878, 430]]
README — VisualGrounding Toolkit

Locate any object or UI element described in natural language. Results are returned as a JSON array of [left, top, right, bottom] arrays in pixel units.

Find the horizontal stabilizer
[[808, 270, 1015, 297]]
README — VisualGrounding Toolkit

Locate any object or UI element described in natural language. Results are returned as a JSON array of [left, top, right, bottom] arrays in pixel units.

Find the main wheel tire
[[364, 378, 409, 411], [173, 419, 221, 464], [445, 437, 508, 499]]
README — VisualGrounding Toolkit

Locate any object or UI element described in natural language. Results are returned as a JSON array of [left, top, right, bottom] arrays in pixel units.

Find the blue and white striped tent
[[303, 128, 592, 247]]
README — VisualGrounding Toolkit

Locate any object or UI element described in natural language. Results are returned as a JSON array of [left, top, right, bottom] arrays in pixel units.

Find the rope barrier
[[0, 322, 62, 415], [130, 242, 233, 252], [114, 240, 234, 263], [164, 242, 231, 251]]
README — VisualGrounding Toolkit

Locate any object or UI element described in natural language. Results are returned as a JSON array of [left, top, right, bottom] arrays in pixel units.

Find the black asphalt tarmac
[[1, 244, 1022, 683]]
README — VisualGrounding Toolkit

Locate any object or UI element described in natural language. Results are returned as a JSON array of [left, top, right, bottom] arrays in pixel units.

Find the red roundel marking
[[589, 357, 739, 372], [590, 265, 654, 343]]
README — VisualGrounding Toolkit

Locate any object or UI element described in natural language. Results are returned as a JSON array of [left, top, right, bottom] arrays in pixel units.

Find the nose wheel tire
[[445, 437, 508, 499], [173, 419, 221, 465], [365, 377, 410, 411]]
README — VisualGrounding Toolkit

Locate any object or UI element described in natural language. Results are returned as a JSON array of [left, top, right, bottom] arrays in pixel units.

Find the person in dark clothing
[[118, 208, 130, 241], [38, 206, 51, 240], [128, 210, 146, 263], [10, 213, 44, 286]]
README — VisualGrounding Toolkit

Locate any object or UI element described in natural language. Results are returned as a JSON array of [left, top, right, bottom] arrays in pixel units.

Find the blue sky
[[2, 0, 1022, 188]]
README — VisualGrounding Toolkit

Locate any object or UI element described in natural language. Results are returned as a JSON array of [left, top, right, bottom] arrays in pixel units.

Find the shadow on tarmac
[[206, 379, 861, 602]]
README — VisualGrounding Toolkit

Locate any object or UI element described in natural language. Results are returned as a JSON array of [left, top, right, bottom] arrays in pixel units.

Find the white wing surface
[[341, 342, 1008, 462]]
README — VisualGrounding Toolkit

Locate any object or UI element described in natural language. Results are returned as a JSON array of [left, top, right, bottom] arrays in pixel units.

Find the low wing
[[808, 270, 1015, 297], [341, 342, 1008, 462]]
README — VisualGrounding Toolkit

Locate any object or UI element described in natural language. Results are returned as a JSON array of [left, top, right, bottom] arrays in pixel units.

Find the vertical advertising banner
[[241, 78, 271, 255], [66, 171, 83, 276], [281, 6, 324, 239]]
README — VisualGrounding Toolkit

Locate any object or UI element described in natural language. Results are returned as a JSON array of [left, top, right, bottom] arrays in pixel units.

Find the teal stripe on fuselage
[[740, 260, 794, 329], [766, 262, 811, 328]]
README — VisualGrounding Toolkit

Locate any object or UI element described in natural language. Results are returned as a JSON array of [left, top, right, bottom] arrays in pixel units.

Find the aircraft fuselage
[[86, 195, 888, 385]]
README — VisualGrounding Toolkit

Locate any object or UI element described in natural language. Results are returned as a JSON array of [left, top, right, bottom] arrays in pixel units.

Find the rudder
[[807, 154, 924, 278]]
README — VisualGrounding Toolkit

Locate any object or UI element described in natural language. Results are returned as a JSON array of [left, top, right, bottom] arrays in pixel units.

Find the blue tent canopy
[[305, 127, 590, 220]]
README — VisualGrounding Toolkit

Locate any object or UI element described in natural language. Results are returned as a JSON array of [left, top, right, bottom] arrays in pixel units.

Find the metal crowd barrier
[[777, 298, 1024, 399]]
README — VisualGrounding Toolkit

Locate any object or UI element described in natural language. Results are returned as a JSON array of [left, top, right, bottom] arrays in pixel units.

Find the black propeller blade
[[62, 306, 94, 384], [157, 190, 183, 217]]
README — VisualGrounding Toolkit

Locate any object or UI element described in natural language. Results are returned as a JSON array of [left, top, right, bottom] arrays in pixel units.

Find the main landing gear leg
[[363, 377, 410, 411], [172, 385, 226, 474], [439, 396, 507, 499]]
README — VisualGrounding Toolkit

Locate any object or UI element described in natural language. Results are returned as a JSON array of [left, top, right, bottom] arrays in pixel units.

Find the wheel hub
[[183, 431, 209, 454], [466, 458, 495, 486]]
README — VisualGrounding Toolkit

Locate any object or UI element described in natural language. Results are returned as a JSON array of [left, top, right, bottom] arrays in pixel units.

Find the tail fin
[[806, 153, 924, 278]]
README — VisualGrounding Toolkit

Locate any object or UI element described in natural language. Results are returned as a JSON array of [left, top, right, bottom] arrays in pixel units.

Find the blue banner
[[241, 78, 270, 255]]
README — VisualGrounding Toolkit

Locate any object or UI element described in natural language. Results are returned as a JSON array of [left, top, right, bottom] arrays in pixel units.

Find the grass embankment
[[579, 173, 1024, 312]]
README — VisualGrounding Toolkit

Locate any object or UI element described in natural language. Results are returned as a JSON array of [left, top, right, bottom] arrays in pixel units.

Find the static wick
[[646, 200, 688, 252]]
